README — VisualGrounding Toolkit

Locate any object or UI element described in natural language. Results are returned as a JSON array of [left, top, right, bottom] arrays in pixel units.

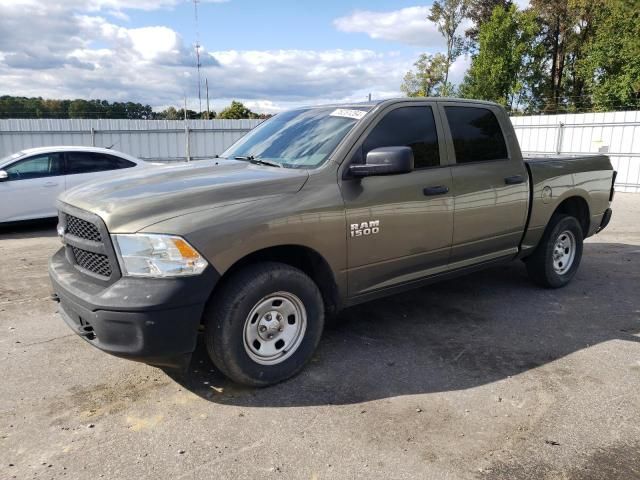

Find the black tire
[[204, 262, 324, 387], [525, 214, 584, 288]]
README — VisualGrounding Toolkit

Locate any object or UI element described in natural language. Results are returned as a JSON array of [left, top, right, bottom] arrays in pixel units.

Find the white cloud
[[0, 0, 472, 114], [0, 0, 228, 12], [0, 0, 412, 112], [207, 49, 407, 103], [449, 54, 471, 85], [334, 6, 444, 48]]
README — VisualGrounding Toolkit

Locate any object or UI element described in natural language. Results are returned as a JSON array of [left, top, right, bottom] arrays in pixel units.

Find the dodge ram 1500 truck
[[49, 98, 615, 386]]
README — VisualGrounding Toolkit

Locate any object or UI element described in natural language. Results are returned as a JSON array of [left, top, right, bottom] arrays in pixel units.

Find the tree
[[218, 101, 256, 119], [427, 0, 471, 88], [459, 5, 539, 111], [530, 0, 581, 112], [465, 0, 513, 46], [577, 0, 640, 111], [68, 99, 93, 118], [560, 0, 601, 112], [401, 53, 449, 97]]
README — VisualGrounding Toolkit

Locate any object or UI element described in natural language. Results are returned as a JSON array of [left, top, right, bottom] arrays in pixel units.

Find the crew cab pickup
[[49, 98, 616, 386]]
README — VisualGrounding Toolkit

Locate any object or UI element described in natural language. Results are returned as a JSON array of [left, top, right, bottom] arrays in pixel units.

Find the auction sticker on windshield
[[329, 109, 367, 120]]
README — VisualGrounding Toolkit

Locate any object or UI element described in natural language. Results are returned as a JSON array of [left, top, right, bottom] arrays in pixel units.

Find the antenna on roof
[[193, 0, 203, 116]]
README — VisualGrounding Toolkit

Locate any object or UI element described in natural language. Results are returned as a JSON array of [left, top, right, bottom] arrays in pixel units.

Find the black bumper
[[49, 248, 218, 368], [597, 208, 613, 233]]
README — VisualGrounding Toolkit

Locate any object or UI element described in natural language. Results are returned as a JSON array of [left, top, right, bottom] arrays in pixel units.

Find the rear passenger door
[[342, 103, 454, 297], [438, 102, 529, 266], [64, 152, 136, 190]]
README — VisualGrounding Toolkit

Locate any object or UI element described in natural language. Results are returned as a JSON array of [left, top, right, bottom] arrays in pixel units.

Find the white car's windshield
[[0, 151, 26, 166], [221, 107, 371, 169]]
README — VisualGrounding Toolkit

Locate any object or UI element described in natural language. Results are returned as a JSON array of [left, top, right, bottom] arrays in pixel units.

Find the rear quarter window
[[444, 106, 508, 164], [66, 152, 136, 174]]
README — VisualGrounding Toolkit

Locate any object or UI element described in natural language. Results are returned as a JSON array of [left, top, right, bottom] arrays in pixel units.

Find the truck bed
[[520, 153, 614, 253]]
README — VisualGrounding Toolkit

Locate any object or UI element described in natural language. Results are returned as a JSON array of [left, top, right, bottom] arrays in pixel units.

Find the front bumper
[[49, 247, 218, 368]]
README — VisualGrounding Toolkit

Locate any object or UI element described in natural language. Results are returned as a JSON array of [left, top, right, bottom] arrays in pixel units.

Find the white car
[[0, 146, 155, 223]]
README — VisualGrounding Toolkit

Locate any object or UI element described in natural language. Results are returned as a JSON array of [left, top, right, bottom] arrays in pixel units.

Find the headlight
[[112, 234, 208, 277]]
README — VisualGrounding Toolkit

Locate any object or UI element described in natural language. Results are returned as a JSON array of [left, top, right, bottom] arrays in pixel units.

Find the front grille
[[71, 246, 112, 277], [66, 215, 102, 242]]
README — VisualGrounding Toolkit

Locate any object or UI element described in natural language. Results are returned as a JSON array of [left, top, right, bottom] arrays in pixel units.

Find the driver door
[[341, 104, 454, 298], [0, 153, 65, 222]]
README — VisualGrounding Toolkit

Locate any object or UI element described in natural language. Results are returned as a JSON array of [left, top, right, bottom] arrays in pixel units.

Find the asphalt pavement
[[0, 194, 638, 479]]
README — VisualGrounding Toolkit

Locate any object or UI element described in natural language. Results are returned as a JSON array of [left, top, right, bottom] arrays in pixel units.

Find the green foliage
[[0, 96, 273, 120], [405, 0, 639, 114], [0, 96, 154, 119], [217, 100, 271, 120], [459, 5, 539, 111], [577, 0, 640, 111], [465, 0, 513, 45], [428, 0, 471, 85], [400, 53, 449, 97]]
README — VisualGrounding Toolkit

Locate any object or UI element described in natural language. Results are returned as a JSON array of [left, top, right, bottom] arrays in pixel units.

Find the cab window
[[5, 153, 63, 181], [444, 106, 508, 163], [66, 152, 135, 174], [358, 106, 441, 169]]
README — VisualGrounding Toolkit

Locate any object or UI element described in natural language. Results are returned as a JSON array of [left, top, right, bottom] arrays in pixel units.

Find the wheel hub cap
[[552, 230, 576, 275], [243, 292, 307, 365], [257, 312, 282, 340]]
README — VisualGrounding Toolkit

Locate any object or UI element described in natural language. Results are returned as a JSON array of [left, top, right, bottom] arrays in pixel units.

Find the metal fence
[[511, 110, 640, 193], [1, 112, 639, 192], [0, 118, 262, 161]]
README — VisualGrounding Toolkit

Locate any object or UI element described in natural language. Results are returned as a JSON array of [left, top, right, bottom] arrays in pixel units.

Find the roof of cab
[[305, 97, 502, 110]]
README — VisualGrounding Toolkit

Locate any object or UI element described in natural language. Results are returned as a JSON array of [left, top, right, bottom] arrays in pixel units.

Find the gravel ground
[[0, 194, 638, 480]]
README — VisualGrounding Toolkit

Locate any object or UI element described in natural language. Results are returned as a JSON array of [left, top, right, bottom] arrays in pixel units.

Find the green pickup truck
[[49, 98, 615, 386]]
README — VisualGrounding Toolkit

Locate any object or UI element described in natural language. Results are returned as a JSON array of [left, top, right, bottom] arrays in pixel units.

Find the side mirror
[[349, 146, 414, 177], [0, 170, 8, 182]]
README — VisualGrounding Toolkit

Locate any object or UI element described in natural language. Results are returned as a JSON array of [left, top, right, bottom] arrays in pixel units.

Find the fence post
[[90, 127, 96, 147], [185, 125, 191, 162], [555, 122, 564, 154]]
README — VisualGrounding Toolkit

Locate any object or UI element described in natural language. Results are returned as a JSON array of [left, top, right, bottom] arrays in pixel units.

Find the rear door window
[[360, 106, 441, 169], [4, 153, 63, 180], [66, 152, 135, 174], [444, 106, 508, 164]]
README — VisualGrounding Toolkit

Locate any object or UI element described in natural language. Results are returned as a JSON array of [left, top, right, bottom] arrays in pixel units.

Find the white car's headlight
[[112, 234, 208, 277]]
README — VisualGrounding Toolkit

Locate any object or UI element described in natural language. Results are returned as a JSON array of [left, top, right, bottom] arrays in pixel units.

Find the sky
[[0, 0, 528, 114]]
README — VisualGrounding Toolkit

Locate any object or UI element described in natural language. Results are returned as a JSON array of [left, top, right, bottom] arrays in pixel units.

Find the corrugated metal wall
[[1, 113, 639, 191], [511, 110, 640, 193], [0, 118, 263, 161]]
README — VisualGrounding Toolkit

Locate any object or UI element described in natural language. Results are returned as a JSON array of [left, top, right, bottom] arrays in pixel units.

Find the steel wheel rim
[[552, 230, 576, 275], [243, 291, 307, 365]]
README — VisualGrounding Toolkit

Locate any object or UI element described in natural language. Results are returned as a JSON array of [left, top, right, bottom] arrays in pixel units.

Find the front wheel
[[525, 214, 584, 288], [204, 262, 324, 387]]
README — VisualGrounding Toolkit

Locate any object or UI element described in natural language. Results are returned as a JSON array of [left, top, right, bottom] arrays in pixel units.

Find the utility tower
[[193, 0, 202, 114]]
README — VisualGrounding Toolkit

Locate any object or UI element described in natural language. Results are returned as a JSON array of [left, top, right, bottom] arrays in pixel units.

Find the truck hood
[[59, 159, 309, 232]]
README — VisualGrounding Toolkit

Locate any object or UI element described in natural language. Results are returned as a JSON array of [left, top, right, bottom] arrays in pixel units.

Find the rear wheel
[[204, 262, 324, 386], [525, 214, 584, 288]]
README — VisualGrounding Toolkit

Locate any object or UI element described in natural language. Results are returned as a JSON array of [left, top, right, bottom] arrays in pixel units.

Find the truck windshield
[[221, 107, 370, 169]]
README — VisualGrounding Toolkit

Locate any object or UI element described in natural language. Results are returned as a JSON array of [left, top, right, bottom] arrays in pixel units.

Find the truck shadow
[[167, 242, 640, 407]]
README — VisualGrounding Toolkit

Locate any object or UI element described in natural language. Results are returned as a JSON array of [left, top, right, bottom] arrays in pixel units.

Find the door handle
[[423, 185, 449, 196], [504, 175, 525, 185], [43, 182, 59, 187]]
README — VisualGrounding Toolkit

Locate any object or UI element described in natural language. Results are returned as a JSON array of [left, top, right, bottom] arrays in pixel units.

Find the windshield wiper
[[234, 155, 282, 168], [249, 158, 282, 168]]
